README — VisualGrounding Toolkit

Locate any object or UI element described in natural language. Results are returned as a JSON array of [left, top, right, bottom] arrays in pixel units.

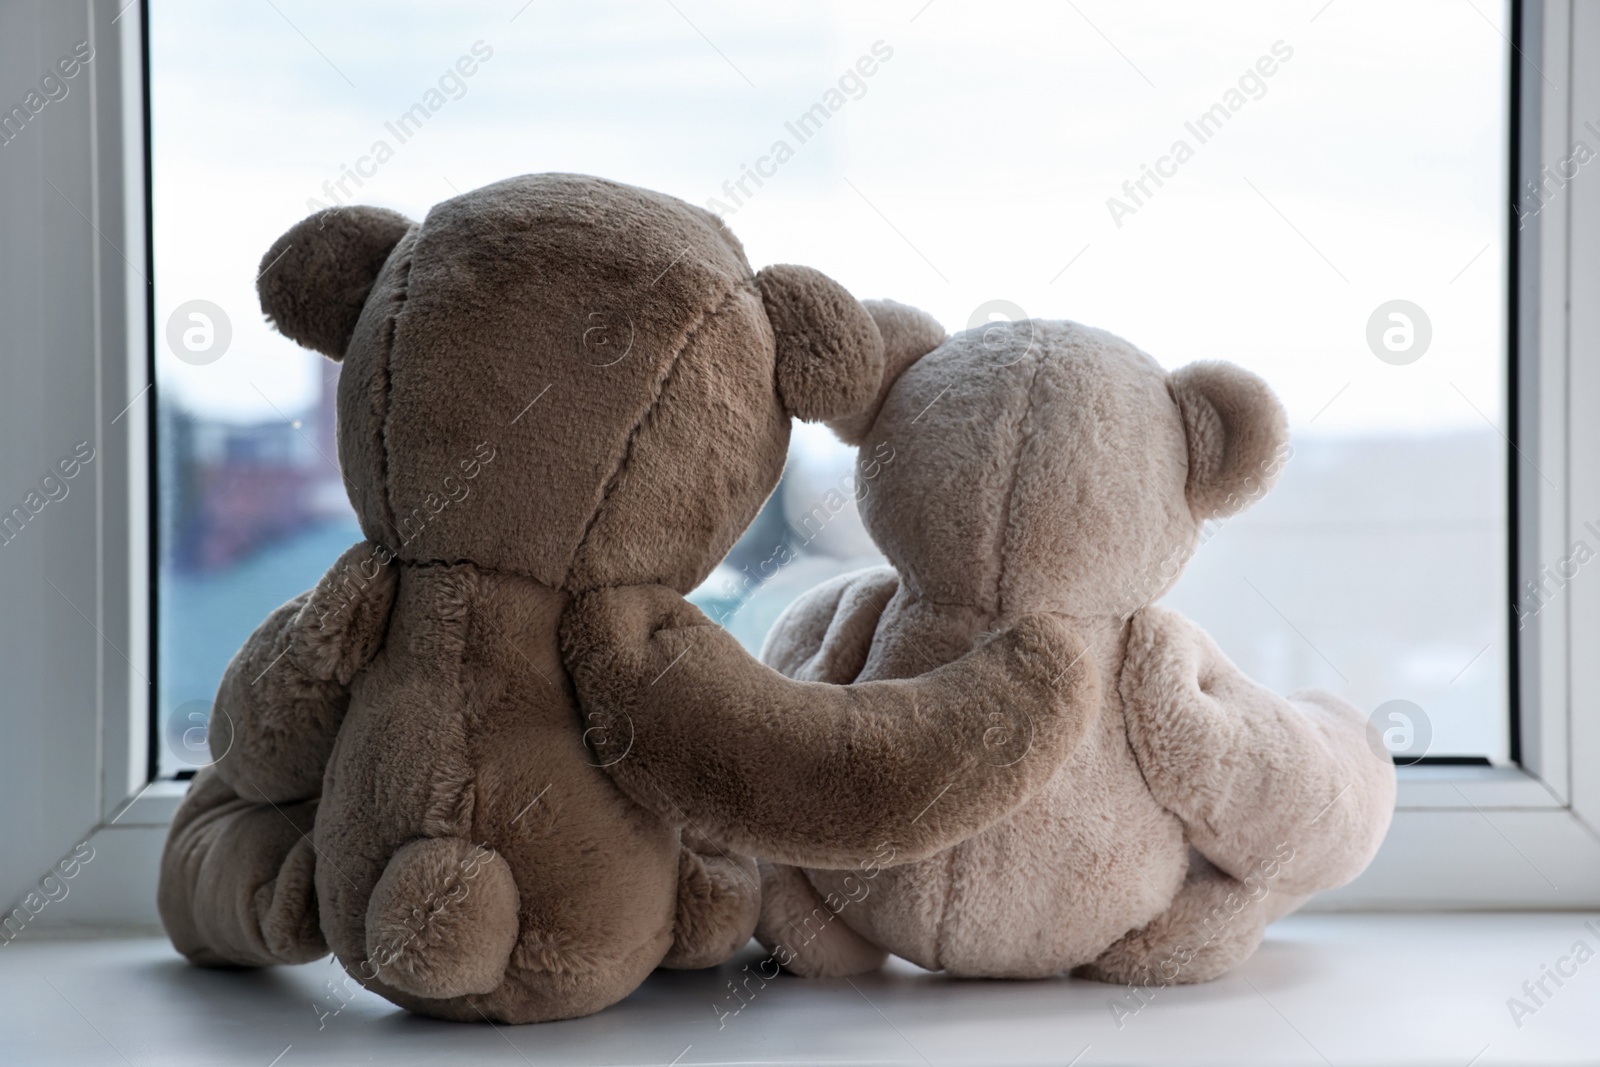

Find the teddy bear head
[[832, 304, 1288, 620], [255, 173, 889, 594]]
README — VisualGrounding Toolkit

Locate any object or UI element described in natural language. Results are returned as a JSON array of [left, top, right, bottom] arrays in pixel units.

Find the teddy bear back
[[851, 317, 1287, 622]]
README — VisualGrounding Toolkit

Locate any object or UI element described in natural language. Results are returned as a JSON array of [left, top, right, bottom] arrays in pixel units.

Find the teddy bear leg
[[363, 837, 521, 1001], [659, 832, 761, 970], [753, 861, 888, 978], [158, 766, 327, 967], [1076, 855, 1272, 986]]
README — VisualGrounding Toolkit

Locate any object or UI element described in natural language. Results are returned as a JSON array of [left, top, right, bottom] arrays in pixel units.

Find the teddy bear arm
[[210, 541, 397, 804], [1122, 608, 1396, 898], [760, 566, 899, 683], [562, 584, 1098, 869]]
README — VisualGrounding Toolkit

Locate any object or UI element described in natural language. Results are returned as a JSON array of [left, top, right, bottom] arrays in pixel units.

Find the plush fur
[[758, 264, 884, 422], [158, 174, 1100, 1023], [258, 206, 412, 359], [560, 585, 1097, 868], [750, 309, 1397, 983]]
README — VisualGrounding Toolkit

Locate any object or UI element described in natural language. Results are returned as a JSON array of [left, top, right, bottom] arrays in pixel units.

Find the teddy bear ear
[[257, 206, 415, 360], [824, 299, 947, 446], [1169, 360, 1289, 520], [757, 264, 887, 424]]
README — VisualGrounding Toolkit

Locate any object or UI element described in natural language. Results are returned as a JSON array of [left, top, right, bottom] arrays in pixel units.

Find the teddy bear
[[578, 302, 1397, 986], [157, 174, 1100, 1023]]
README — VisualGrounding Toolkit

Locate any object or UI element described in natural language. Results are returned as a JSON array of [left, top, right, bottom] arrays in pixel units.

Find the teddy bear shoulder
[[758, 565, 899, 684]]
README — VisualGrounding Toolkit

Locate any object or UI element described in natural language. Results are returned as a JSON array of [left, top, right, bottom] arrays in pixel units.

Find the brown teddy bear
[[158, 175, 1099, 1023], [584, 304, 1397, 985]]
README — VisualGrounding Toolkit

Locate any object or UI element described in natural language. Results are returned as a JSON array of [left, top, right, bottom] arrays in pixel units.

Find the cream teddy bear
[[735, 304, 1398, 984]]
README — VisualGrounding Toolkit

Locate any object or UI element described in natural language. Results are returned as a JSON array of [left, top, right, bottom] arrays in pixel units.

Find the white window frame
[[1316, 0, 1600, 909], [1, 0, 1595, 930], [0, 0, 179, 933]]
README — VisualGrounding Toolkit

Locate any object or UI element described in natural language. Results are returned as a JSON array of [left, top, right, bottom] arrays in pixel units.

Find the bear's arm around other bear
[[560, 583, 1099, 871], [1119, 605, 1396, 899]]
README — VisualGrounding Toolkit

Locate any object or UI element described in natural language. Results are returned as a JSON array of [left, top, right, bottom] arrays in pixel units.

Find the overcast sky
[[151, 0, 1510, 437]]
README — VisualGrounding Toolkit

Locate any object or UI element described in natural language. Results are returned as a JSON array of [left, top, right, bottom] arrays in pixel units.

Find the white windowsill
[[107, 779, 190, 827], [2, 913, 1593, 1066]]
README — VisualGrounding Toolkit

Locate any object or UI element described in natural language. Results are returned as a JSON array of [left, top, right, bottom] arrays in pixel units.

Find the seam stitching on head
[[397, 556, 574, 603], [992, 353, 1046, 619], [375, 233, 416, 546], [566, 286, 742, 589]]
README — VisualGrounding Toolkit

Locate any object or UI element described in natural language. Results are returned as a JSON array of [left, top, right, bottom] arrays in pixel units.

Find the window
[[150, 0, 1511, 774], [8, 0, 1583, 925]]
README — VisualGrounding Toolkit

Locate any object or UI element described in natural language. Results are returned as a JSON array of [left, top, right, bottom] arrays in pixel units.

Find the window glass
[[152, 0, 1509, 774]]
